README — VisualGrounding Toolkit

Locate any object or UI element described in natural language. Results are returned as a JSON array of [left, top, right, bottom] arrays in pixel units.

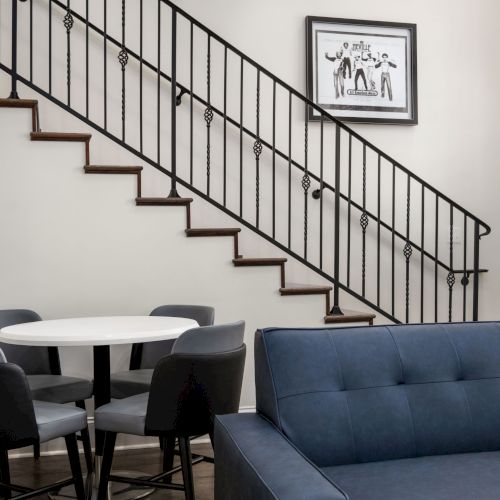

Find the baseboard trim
[[10, 405, 256, 459]]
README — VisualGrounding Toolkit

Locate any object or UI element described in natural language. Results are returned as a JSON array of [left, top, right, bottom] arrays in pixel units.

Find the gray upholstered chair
[[0, 309, 93, 471], [95, 321, 246, 500], [110, 305, 215, 399], [0, 350, 87, 500]]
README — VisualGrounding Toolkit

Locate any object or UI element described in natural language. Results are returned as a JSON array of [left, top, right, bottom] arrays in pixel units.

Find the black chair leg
[[97, 432, 116, 500], [33, 441, 41, 461], [179, 436, 195, 500], [65, 434, 86, 500], [162, 434, 176, 484], [75, 400, 93, 473], [0, 449, 11, 499]]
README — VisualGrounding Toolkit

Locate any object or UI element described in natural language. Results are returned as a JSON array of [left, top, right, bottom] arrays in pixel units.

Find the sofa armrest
[[215, 413, 348, 500]]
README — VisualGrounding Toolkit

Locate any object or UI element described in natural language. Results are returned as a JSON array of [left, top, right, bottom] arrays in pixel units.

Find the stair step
[[85, 165, 143, 175], [31, 131, 91, 142], [186, 228, 241, 237], [135, 197, 193, 206], [324, 309, 375, 325], [280, 284, 332, 296], [0, 98, 38, 108], [233, 257, 287, 266]]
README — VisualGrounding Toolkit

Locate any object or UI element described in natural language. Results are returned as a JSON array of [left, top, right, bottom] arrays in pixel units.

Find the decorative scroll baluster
[[64, 0, 74, 106], [205, 35, 213, 196], [118, 0, 128, 141], [403, 175, 412, 323], [254, 70, 262, 229], [302, 106, 310, 258], [360, 145, 368, 297], [447, 207, 455, 322]]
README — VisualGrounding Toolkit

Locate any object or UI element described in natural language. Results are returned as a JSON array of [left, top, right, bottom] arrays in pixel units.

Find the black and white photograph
[[306, 17, 418, 124]]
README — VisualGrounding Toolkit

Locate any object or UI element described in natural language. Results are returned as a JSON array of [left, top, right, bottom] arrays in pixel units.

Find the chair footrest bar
[[108, 474, 185, 491]]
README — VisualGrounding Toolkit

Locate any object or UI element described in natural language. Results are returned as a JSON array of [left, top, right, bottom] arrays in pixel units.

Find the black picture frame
[[306, 16, 418, 125]]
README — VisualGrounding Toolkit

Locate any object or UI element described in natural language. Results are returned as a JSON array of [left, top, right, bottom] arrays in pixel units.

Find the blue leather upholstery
[[215, 322, 500, 499]]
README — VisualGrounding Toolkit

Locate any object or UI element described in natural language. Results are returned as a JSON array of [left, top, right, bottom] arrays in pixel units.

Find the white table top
[[0, 316, 199, 346]]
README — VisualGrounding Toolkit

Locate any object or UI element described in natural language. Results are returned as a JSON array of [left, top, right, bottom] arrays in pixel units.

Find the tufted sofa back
[[255, 323, 500, 467]]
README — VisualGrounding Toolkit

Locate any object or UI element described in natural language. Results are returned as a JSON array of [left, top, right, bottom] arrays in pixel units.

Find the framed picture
[[306, 17, 418, 124]]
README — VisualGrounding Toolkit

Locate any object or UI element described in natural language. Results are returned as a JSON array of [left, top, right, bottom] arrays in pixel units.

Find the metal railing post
[[8, 0, 22, 98], [331, 125, 342, 315], [168, 7, 179, 197], [472, 221, 480, 321]]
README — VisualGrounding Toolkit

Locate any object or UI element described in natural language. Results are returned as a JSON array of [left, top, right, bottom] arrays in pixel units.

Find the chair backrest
[[145, 321, 246, 437], [0, 361, 39, 450], [0, 309, 60, 375], [130, 305, 215, 369], [172, 321, 245, 354], [255, 323, 500, 468]]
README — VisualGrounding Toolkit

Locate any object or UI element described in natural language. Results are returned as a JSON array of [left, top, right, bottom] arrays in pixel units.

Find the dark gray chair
[[0, 309, 93, 471], [95, 321, 246, 500], [0, 350, 87, 500], [110, 305, 215, 399]]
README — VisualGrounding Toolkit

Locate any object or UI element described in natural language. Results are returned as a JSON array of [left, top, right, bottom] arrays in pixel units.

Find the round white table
[[0, 315, 198, 499]]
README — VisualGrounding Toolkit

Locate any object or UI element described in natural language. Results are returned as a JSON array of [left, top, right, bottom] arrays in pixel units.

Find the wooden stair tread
[[136, 197, 193, 206], [85, 165, 143, 174], [31, 131, 91, 141], [280, 284, 332, 295], [324, 309, 376, 324], [233, 257, 287, 266], [186, 228, 240, 237], [0, 98, 38, 108]]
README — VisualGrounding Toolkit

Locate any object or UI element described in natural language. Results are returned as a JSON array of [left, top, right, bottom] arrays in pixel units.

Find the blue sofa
[[215, 323, 500, 499]]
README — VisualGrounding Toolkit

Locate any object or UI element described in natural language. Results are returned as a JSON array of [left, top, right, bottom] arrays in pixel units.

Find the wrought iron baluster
[[272, 81, 276, 239], [360, 144, 368, 297], [169, 8, 178, 197], [156, 0, 160, 164], [447, 207, 455, 322], [462, 215, 468, 321], [403, 175, 412, 323], [29, 0, 33, 82], [420, 186, 425, 322], [64, 0, 74, 106], [49, 0, 52, 94], [472, 221, 480, 321], [103, 0, 107, 129], [189, 22, 193, 184], [139, 0, 143, 152], [239, 59, 244, 217], [332, 125, 341, 314], [434, 195, 439, 322], [118, 0, 128, 142], [85, 0, 89, 118], [254, 70, 262, 229], [377, 154, 381, 307], [223, 46, 227, 205], [302, 105, 310, 258], [347, 136, 352, 287], [205, 34, 213, 196], [391, 163, 396, 316], [288, 92, 292, 249], [319, 115, 324, 270]]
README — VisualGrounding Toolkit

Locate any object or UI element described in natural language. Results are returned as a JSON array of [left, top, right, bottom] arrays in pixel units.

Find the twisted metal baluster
[[302, 108, 311, 259], [360, 145, 369, 297], [447, 207, 456, 322], [118, 0, 128, 141], [63, 0, 74, 106], [204, 35, 213, 196], [253, 70, 263, 228], [403, 175, 413, 323]]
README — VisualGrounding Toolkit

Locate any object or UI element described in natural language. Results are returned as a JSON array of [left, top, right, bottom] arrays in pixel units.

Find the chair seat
[[28, 374, 93, 403], [95, 392, 149, 436], [323, 451, 500, 500], [110, 369, 153, 399], [34, 400, 87, 443]]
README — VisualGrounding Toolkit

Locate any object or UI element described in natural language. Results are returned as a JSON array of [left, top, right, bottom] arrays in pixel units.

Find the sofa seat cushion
[[323, 451, 500, 500], [28, 374, 93, 403], [110, 369, 153, 399]]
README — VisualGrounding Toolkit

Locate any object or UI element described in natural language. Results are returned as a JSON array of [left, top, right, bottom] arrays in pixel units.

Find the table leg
[[93, 345, 111, 457]]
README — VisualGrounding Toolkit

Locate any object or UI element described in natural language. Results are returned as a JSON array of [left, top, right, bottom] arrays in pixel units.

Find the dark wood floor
[[7, 444, 214, 499]]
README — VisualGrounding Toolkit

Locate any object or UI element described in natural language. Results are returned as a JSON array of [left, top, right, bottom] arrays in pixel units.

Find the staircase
[[0, 0, 490, 325]]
